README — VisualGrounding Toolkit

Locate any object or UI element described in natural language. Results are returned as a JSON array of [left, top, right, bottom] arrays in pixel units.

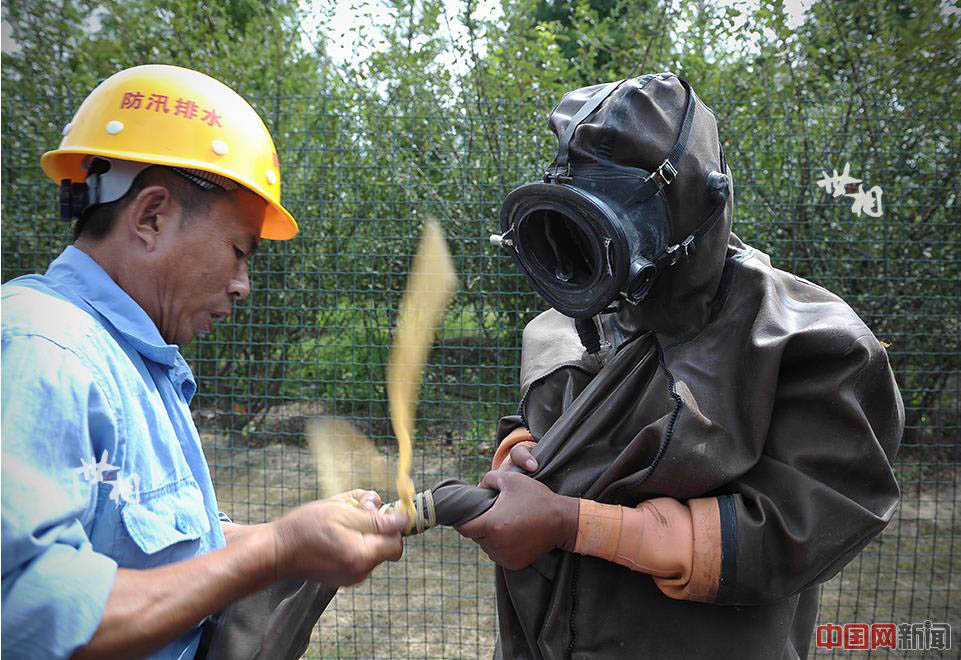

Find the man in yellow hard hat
[[1, 65, 407, 659]]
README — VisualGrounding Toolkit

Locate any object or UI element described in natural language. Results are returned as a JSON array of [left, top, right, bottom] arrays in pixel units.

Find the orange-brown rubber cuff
[[575, 497, 714, 603], [491, 427, 535, 470], [573, 499, 622, 560], [684, 497, 722, 602]]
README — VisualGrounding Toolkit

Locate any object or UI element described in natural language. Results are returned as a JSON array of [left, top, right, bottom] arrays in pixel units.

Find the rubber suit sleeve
[[717, 334, 902, 605]]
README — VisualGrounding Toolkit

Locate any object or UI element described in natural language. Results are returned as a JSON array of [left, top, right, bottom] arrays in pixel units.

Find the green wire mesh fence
[[2, 88, 958, 658]]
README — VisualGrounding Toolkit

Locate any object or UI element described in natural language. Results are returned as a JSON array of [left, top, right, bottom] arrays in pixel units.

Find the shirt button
[[175, 512, 189, 533]]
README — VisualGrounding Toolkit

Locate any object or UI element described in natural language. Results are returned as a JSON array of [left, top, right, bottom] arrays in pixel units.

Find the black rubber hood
[[497, 73, 733, 336]]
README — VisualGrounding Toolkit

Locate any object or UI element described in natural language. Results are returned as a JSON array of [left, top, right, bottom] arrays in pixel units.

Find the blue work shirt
[[2, 245, 227, 659]]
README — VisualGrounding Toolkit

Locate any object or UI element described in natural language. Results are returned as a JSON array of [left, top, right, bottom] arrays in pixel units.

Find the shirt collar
[[46, 246, 197, 400]]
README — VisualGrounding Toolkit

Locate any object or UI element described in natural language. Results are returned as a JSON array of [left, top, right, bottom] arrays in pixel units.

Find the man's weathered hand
[[268, 491, 407, 586], [327, 488, 384, 511], [456, 471, 578, 571]]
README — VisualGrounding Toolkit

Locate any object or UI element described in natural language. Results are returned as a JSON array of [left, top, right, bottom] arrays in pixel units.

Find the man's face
[[151, 188, 265, 346]]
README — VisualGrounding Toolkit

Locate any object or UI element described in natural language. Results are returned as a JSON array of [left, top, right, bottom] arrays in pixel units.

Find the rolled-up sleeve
[[2, 334, 119, 658]]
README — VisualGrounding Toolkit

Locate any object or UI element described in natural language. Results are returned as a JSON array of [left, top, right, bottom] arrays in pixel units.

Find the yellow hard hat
[[41, 64, 297, 240]]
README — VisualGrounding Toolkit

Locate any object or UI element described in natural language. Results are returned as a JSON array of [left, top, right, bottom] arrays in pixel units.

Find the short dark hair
[[73, 166, 227, 241]]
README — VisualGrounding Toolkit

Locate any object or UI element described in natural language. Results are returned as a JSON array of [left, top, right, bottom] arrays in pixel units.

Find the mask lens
[[517, 208, 597, 288]]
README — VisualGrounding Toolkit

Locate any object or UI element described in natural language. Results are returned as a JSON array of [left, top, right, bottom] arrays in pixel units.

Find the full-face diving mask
[[493, 76, 730, 319]]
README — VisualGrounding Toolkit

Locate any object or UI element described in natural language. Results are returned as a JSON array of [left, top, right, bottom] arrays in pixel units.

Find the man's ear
[[125, 185, 178, 251]]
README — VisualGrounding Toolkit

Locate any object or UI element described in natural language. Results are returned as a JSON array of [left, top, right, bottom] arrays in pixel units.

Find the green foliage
[[711, 0, 961, 437], [2, 0, 958, 443], [2, 0, 325, 98], [532, 0, 670, 82], [1, 0, 334, 430]]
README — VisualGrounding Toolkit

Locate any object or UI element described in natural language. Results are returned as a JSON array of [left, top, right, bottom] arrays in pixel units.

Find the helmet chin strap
[[59, 157, 240, 221], [60, 157, 151, 221]]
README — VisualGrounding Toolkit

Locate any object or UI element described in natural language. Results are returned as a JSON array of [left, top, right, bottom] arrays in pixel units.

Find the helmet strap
[[58, 157, 239, 221]]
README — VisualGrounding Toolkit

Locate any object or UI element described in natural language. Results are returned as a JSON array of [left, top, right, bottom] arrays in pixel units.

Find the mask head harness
[[59, 156, 239, 222], [492, 76, 730, 321]]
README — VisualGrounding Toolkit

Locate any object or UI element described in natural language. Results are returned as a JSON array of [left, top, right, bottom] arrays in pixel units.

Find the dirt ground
[[202, 427, 499, 659], [201, 429, 960, 659]]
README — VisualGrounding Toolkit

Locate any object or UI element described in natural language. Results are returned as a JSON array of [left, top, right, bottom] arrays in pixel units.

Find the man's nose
[[228, 268, 250, 301]]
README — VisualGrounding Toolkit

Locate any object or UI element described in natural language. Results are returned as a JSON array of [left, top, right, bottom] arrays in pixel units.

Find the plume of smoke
[[307, 417, 394, 498], [387, 220, 458, 519]]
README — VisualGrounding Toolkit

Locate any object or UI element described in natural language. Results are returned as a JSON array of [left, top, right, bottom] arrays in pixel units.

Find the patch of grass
[[203, 431, 959, 659]]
